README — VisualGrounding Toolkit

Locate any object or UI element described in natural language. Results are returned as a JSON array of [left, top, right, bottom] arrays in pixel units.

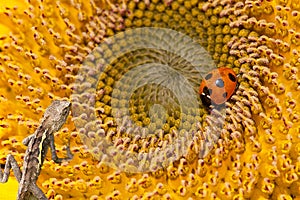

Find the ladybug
[[199, 67, 238, 108]]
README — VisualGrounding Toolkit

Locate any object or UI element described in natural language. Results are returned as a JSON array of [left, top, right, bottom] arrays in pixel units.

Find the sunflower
[[0, 0, 299, 199]]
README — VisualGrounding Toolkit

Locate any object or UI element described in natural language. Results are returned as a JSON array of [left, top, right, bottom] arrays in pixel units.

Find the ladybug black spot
[[222, 92, 228, 98], [228, 73, 236, 82], [215, 79, 224, 88], [205, 73, 213, 80]]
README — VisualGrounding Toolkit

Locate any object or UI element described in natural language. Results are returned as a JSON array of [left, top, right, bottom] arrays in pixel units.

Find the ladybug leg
[[235, 73, 242, 91], [235, 81, 240, 91]]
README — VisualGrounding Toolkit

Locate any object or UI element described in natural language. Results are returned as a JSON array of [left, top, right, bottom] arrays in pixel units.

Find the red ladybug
[[199, 67, 238, 107]]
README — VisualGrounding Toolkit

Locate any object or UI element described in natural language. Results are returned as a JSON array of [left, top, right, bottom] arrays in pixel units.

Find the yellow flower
[[0, 0, 300, 199]]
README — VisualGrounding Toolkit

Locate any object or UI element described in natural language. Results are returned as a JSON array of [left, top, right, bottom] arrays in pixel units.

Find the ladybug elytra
[[199, 67, 238, 107]]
